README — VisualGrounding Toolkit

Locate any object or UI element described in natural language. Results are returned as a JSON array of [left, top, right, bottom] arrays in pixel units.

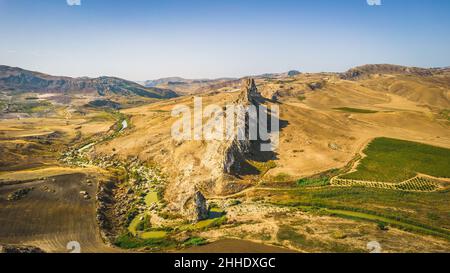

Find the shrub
[[297, 95, 306, 101], [376, 222, 389, 231], [114, 233, 175, 249], [297, 177, 330, 187], [183, 237, 207, 247]]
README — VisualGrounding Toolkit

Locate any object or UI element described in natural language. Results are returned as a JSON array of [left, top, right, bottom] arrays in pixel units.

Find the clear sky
[[0, 0, 449, 80]]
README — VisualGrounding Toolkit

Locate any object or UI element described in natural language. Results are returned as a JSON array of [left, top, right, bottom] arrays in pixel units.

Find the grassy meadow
[[342, 138, 450, 182]]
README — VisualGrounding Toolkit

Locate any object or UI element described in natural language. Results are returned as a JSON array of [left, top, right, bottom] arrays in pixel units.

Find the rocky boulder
[[183, 191, 209, 222]]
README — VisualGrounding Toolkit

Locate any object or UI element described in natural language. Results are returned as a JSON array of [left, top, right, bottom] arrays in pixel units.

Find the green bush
[[297, 95, 306, 101], [183, 237, 207, 247], [114, 233, 175, 249], [126, 208, 139, 225], [296, 177, 330, 187], [377, 222, 389, 231]]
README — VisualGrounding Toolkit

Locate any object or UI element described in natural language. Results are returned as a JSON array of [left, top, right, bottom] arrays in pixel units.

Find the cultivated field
[[0, 172, 116, 252], [341, 137, 450, 183]]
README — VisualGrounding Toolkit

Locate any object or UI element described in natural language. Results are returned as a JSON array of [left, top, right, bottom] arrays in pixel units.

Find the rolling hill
[[143, 76, 240, 95], [0, 65, 178, 99]]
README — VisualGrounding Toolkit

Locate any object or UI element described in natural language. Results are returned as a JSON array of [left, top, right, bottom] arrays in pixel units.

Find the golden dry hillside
[[1, 65, 450, 253], [93, 69, 450, 198]]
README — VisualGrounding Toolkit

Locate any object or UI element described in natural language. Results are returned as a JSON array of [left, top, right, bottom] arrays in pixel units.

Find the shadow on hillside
[[229, 100, 289, 177]]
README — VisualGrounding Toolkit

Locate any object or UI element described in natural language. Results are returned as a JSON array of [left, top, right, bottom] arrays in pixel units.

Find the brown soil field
[[0, 173, 117, 252]]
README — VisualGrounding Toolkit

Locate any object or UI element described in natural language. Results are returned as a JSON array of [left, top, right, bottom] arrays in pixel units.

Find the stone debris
[[80, 191, 90, 200], [328, 142, 340, 151], [7, 188, 34, 201], [0, 244, 45, 253]]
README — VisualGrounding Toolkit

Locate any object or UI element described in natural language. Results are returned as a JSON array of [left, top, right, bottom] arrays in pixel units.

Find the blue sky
[[0, 0, 449, 80]]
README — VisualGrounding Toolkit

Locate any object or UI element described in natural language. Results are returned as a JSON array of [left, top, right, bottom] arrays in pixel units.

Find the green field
[[265, 138, 450, 241], [297, 177, 330, 188], [140, 231, 167, 239], [342, 138, 450, 182], [145, 191, 159, 206], [128, 213, 147, 235], [334, 107, 378, 114], [182, 216, 226, 230]]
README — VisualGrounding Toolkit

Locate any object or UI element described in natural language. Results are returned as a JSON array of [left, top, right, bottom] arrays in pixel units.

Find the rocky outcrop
[[222, 78, 262, 174], [307, 81, 325, 90], [7, 188, 34, 201], [237, 78, 263, 104], [96, 181, 115, 242], [183, 191, 209, 222], [0, 244, 45, 253]]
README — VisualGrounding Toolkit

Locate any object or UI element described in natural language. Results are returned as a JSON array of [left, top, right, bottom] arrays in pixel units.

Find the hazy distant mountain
[[0, 65, 178, 99], [287, 70, 301, 77], [143, 76, 239, 95], [253, 70, 301, 79], [143, 77, 237, 88], [144, 77, 188, 87], [340, 64, 436, 80]]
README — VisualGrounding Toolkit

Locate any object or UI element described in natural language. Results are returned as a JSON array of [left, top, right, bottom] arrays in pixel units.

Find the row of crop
[[330, 177, 441, 192]]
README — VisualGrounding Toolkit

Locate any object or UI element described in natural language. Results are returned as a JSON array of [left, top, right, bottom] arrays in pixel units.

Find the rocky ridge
[[0, 65, 178, 99], [340, 64, 434, 80]]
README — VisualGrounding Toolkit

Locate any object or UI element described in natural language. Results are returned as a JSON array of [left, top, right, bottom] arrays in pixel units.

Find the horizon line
[[1, 63, 449, 83]]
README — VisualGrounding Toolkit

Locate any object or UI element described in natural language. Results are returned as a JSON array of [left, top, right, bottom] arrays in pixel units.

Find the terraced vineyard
[[330, 138, 450, 192], [331, 175, 444, 192], [341, 138, 450, 183]]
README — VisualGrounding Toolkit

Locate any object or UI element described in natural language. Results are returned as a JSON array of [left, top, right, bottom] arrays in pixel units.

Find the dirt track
[[0, 173, 118, 253], [179, 239, 297, 253]]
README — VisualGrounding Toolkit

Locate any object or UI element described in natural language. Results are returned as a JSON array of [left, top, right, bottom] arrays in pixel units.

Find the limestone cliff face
[[199, 78, 263, 179], [176, 78, 263, 221], [222, 78, 262, 175]]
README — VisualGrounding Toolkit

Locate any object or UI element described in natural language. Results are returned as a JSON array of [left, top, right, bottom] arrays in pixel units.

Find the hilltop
[[0, 65, 178, 100], [143, 76, 240, 95], [339, 64, 450, 80]]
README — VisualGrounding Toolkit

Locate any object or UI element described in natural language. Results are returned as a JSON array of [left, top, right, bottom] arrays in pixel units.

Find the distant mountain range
[[0, 65, 178, 99], [2, 64, 448, 99], [143, 77, 237, 88], [340, 64, 450, 80]]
